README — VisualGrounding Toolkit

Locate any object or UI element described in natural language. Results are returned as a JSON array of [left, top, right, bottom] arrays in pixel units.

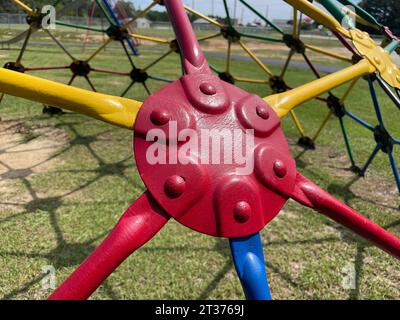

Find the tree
[[359, 0, 400, 34], [145, 10, 170, 22]]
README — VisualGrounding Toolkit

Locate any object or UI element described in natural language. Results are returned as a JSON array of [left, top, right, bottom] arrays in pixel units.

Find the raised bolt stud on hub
[[164, 175, 186, 198], [150, 109, 171, 126], [200, 83, 217, 95], [233, 201, 252, 223]]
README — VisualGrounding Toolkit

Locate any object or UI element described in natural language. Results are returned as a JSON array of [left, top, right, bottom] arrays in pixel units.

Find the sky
[[132, 0, 362, 24]]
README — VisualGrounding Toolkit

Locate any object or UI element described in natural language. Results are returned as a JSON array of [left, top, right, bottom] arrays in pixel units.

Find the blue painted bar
[[229, 233, 272, 300], [101, 0, 140, 56], [346, 111, 375, 131], [359, 143, 381, 175], [367, 76, 384, 125], [388, 150, 400, 192]]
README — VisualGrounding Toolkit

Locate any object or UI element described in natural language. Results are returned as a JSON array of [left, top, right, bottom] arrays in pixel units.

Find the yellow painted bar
[[281, 50, 294, 78], [122, 1, 157, 29], [197, 32, 221, 42], [144, 49, 173, 71], [292, 8, 299, 37], [265, 59, 375, 118], [341, 77, 359, 103], [128, 33, 170, 44], [289, 110, 305, 137], [87, 38, 112, 62], [304, 44, 352, 62], [312, 110, 333, 141], [0, 68, 141, 130], [184, 5, 223, 28], [234, 77, 269, 84], [239, 40, 273, 77], [13, 0, 33, 13], [226, 41, 232, 73], [286, 0, 350, 38]]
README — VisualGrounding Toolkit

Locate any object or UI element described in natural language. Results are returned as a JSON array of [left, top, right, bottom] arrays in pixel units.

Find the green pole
[[385, 40, 400, 54], [208, 63, 221, 74], [222, 0, 233, 27], [95, 0, 115, 25], [339, 117, 357, 168], [56, 20, 105, 33], [240, 32, 285, 43], [239, 0, 284, 35], [337, 0, 381, 27], [318, 0, 355, 29]]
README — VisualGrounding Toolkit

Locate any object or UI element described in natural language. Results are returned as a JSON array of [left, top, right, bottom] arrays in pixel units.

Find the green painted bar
[[239, 0, 284, 35], [240, 32, 285, 43], [95, 0, 115, 25], [385, 40, 400, 54], [56, 21, 105, 33], [222, 0, 233, 27], [319, 0, 355, 28], [208, 63, 221, 74], [339, 117, 357, 167], [337, 0, 381, 27]]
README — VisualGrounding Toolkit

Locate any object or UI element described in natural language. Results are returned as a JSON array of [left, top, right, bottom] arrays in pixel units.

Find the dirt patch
[[0, 121, 68, 174], [0, 121, 68, 212], [78, 34, 107, 42]]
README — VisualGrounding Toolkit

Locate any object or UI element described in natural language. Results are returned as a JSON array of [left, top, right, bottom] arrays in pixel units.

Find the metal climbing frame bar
[[1, 0, 400, 301], [183, 0, 353, 147]]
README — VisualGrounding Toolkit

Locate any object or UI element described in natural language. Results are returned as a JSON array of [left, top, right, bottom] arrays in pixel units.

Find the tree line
[[0, 0, 398, 33], [360, 0, 400, 34]]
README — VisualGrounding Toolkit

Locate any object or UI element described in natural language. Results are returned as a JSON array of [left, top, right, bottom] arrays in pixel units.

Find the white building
[[134, 17, 151, 29]]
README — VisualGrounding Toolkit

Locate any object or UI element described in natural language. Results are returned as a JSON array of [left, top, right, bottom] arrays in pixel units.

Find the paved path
[[203, 51, 342, 74]]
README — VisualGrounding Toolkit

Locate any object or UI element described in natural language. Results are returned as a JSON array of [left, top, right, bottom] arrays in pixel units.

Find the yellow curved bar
[[341, 6, 380, 31], [128, 33, 170, 44], [184, 5, 223, 28], [286, 0, 350, 38], [0, 68, 141, 130], [304, 44, 352, 62], [12, 0, 33, 14], [122, 1, 158, 29], [265, 59, 375, 118]]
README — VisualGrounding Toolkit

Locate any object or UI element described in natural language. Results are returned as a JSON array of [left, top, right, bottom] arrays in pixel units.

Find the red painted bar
[[292, 174, 400, 259], [49, 192, 170, 300]]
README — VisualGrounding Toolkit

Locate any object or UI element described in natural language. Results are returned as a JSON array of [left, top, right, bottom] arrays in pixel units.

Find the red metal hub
[[134, 73, 297, 238], [48, 0, 400, 300]]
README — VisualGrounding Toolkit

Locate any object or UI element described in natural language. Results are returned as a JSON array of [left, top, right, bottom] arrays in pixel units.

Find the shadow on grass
[[0, 115, 136, 299], [0, 113, 398, 300], [293, 143, 400, 299]]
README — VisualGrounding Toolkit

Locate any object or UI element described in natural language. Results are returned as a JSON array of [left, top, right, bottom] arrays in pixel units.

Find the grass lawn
[[0, 34, 399, 300]]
